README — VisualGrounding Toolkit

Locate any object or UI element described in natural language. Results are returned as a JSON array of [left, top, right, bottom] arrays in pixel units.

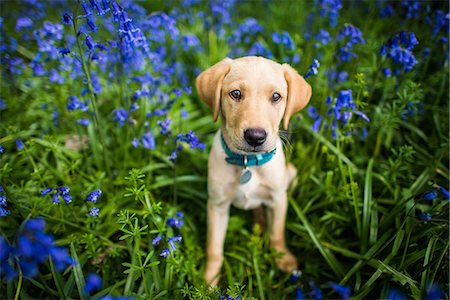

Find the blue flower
[[89, 207, 100, 217], [315, 29, 331, 46], [402, 0, 420, 19], [131, 138, 140, 148], [0, 145, 4, 154], [425, 283, 444, 300], [290, 270, 302, 283], [41, 188, 54, 196], [141, 132, 156, 150], [337, 24, 365, 62], [316, 0, 342, 27], [438, 187, 449, 200], [62, 12, 72, 25], [152, 234, 164, 246], [78, 119, 90, 126], [294, 286, 305, 300], [16, 139, 24, 151], [167, 217, 184, 228], [160, 248, 170, 258], [85, 273, 103, 295], [67, 96, 89, 112], [417, 213, 432, 221], [157, 118, 172, 135], [168, 235, 182, 251], [308, 281, 323, 300], [423, 190, 438, 201], [272, 31, 295, 50], [327, 282, 351, 300], [304, 58, 320, 79], [113, 108, 129, 127], [86, 189, 102, 203], [15, 17, 33, 31], [380, 31, 419, 74]]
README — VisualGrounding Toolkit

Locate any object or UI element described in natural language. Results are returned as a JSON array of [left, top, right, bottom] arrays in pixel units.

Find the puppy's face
[[196, 56, 312, 154]]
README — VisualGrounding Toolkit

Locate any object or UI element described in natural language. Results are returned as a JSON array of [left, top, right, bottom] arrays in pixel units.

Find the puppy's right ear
[[195, 58, 232, 122]]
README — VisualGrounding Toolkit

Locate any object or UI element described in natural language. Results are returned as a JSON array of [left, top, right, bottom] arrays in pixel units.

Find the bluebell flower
[[290, 270, 302, 283], [304, 59, 320, 79], [89, 207, 100, 217], [181, 34, 201, 51], [86, 17, 99, 32], [16, 139, 24, 151], [327, 282, 351, 300], [402, 0, 420, 19], [152, 234, 164, 246], [41, 188, 54, 196], [294, 286, 305, 300], [180, 109, 188, 119], [168, 235, 182, 251], [337, 24, 365, 62], [167, 217, 184, 228], [113, 108, 129, 127], [380, 31, 418, 74], [15, 17, 33, 31], [425, 283, 444, 300], [160, 248, 170, 258], [427, 10, 449, 37], [86, 189, 102, 203], [132, 138, 140, 148], [382, 68, 392, 78], [157, 118, 172, 135], [423, 190, 438, 201], [85, 35, 96, 50], [62, 12, 72, 25], [438, 187, 449, 200], [176, 131, 205, 150], [1, 218, 74, 279], [308, 281, 323, 300], [78, 119, 90, 126], [0, 99, 5, 110], [52, 192, 60, 204], [417, 213, 432, 221], [0, 145, 4, 154], [141, 132, 156, 150], [315, 29, 331, 46], [316, 0, 342, 27], [0, 188, 9, 217], [272, 31, 295, 50], [379, 4, 394, 18], [175, 211, 184, 219], [67, 96, 89, 112], [227, 18, 263, 57], [85, 273, 102, 295]]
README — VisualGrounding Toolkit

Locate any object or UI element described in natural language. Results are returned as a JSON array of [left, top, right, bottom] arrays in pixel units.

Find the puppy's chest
[[231, 168, 274, 210]]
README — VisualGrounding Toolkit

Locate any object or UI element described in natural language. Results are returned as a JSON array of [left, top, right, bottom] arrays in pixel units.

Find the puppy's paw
[[205, 258, 222, 287], [276, 251, 298, 273]]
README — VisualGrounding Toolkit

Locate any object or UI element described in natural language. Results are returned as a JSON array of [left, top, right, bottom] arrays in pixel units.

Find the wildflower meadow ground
[[0, 0, 449, 299]]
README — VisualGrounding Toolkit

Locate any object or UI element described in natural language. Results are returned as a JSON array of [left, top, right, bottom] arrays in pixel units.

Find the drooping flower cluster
[[86, 188, 102, 217], [415, 186, 449, 221], [315, 0, 343, 27], [308, 90, 369, 140], [380, 31, 419, 76], [170, 131, 206, 161], [152, 211, 184, 258], [0, 218, 74, 280], [304, 58, 320, 79], [337, 24, 365, 62], [0, 185, 10, 217], [41, 186, 73, 204], [227, 18, 264, 58]]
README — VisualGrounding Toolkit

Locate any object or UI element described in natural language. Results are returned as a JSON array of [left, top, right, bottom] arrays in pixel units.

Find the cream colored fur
[[196, 56, 312, 286]]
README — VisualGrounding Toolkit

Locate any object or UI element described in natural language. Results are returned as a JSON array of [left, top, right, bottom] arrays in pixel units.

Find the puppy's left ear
[[282, 64, 312, 130]]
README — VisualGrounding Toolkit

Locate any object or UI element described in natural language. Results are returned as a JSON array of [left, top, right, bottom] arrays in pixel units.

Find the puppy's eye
[[272, 92, 281, 103], [229, 90, 242, 100]]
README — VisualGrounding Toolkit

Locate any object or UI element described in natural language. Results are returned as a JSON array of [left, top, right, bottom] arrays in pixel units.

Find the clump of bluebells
[[0, 185, 9, 217], [153, 211, 185, 258], [290, 271, 351, 300], [308, 90, 369, 140], [380, 31, 419, 77], [41, 186, 73, 204], [0, 218, 74, 280]]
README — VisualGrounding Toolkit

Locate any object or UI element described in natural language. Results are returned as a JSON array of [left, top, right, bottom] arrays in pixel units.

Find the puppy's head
[[196, 56, 311, 153]]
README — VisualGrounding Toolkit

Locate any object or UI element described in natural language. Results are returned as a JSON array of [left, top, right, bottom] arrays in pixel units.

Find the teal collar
[[220, 132, 276, 167]]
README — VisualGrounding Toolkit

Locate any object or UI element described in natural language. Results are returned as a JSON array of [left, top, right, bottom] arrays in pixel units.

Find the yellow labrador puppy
[[196, 56, 312, 286]]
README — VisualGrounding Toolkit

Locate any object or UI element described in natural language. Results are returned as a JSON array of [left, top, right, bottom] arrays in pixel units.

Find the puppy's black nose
[[244, 128, 267, 147]]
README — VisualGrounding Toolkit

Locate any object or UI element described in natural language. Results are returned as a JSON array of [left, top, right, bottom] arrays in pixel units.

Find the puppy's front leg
[[205, 201, 230, 286], [269, 192, 298, 272]]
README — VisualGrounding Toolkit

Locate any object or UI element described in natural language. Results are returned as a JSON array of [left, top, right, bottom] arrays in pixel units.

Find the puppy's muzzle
[[244, 128, 267, 147]]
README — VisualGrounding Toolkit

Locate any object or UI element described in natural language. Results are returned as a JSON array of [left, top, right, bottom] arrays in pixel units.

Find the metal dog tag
[[239, 156, 252, 184], [240, 168, 252, 184]]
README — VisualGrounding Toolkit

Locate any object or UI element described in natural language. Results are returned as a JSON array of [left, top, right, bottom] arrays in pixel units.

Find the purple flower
[[167, 217, 184, 228], [132, 138, 140, 148], [62, 12, 72, 25], [168, 235, 182, 251], [78, 119, 90, 126], [67, 96, 89, 112], [41, 188, 54, 196], [16, 139, 24, 151], [113, 108, 129, 127], [438, 187, 449, 200], [152, 234, 164, 246], [157, 118, 172, 135], [160, 248, 170, 258], [85, 273, 102, 295], [304, 58, 320, 79], [89, 207, 100, 217], [86, 35, 96, 50], [327, 282, 351, 300], [423, 190, 438, 201], [417, 213, 432, 221], [86, 189, 102, 203], [316, 0, 342, 27], [141, 132, 156, 150], [16, 17, 33, 31], [380, 31, 419, 74], [0, 145, 4, 154]]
